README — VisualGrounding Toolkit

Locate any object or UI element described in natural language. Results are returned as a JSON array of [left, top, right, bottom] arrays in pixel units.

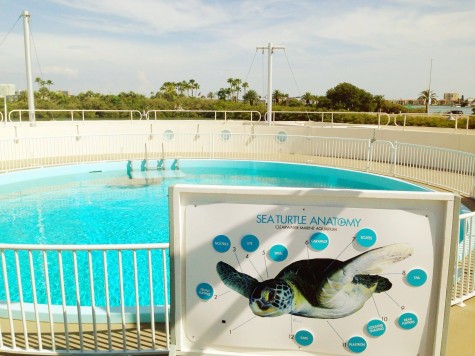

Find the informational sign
[[169, 186, 458, 356]]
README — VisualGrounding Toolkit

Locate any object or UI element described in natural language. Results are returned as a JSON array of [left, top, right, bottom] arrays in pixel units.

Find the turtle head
[[249, 279, 293, 317]]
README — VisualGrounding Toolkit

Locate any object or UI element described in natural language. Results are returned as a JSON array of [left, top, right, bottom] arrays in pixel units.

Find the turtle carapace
[[216, 243, 413, 319]]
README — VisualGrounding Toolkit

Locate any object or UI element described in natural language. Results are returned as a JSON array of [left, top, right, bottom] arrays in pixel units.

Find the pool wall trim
[[0, 159, 430, 193]]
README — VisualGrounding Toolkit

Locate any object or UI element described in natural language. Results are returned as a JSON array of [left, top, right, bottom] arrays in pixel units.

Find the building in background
[[443, 92, 461, 104], [0, 84, 16, 96]]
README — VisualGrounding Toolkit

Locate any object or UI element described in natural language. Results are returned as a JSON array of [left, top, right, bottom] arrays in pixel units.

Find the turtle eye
[[262, 289, 274, 302]]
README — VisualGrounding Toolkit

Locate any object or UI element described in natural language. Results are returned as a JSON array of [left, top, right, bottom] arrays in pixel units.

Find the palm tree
[[217, 88, 232, 101], [418, 89, 437, 113], [226, 77, 243, 102], [301, 92, 314, 106], [192, 81, 200, 97], [272, 89, 284, 105], [242, 82, 249, 97], [160, 82, 178, 100], [35, 77, 46, 88], [373, 95, 385, 112], [188, 79, 200, 97], [243, 90, 259, 105], [233, 78, 242, 101], [177, 81, 187, 96], [226, 78, 234, 95]]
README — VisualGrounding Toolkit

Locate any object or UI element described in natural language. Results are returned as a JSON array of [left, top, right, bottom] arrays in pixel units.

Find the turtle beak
[[249, 300, 280, 317], [256, 299, 270, 311]]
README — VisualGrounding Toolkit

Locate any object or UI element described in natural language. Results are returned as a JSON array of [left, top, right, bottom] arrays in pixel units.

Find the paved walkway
[[447, 297, 475, 355]]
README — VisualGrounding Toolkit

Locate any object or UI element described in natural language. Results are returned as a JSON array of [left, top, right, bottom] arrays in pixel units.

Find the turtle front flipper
[[217, 261, 258, 298], [342, 243, 414, 276], [316, 244, 412, 316]]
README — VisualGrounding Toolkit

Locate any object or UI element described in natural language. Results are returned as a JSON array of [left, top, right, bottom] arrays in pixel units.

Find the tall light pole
[[2, 95, 6, 123], [22, 10, 36, 126], [427, 58, 433, 114], [256, 43, 284, 123]]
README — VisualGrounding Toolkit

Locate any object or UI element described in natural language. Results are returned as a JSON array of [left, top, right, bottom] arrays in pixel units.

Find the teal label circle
[[212, 235, 231, 253], [220, 129, 231, 141], [269, 245, 288, 262], [196, 283, 214, 301], [295, 330, 313, 347], [241, 234, 259, 252], [366, 319, 386, 337], [276, 131, 288, 143], [163, 129, 174, 141], [398, 312, 418, 330], [407, 269, 427, 287], [355, 228, 377, 248], [309, 232, 329, 251], [347, 336, 367, 353]]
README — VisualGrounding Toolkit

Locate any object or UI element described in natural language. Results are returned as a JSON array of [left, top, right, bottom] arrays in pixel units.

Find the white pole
[[427, 58, 433, 114], [267, 42, 273, 123], [256, 43, 285, 124], [22, 10, 36, 126], [2, 96, 6, 123]]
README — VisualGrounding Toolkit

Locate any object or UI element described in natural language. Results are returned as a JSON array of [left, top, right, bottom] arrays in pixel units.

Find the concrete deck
[[447, 297, 475, 356]]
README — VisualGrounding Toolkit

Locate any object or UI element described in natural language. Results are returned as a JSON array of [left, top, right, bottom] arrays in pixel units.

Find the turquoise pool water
[[0, 160, 428, 307]]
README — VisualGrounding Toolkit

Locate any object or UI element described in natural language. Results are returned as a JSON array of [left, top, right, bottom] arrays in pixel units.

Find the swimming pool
[[0, 159, 429, 307]]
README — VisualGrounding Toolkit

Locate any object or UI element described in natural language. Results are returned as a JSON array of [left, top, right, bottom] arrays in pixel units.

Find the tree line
[[8, 78, 423, 115]]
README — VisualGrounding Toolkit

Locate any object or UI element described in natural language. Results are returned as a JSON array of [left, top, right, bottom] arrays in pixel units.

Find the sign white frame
[[169, 185, 459, 356]]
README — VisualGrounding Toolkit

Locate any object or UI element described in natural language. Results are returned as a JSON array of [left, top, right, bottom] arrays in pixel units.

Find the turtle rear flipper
[[353, 274, 392, 293], [217, 261, 258, 298]]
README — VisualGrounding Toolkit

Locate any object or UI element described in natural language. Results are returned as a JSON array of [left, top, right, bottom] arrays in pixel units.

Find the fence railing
[[1, 132, 473, 196], [0, 243, 170, 354], [145, 109, 262, 121], [392, 112, 473, 133], [6, 109, 263, 123], [453, 211, 475, 305], [270, 111, 392, 127], [4, 109, 473, 133], [8, 109, 143, 122]]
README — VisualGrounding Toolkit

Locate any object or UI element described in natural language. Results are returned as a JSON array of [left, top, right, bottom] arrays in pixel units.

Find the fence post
[[366, 139, 372, 172], [211, 132, 215, 159], [393, 142, 398, 176]]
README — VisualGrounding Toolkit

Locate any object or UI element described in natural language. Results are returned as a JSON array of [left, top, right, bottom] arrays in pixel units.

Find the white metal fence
[[0, 131, 475, 354], [453, 211, 475, 305], [270, 110, 392, 127], [146, 109, 261, 121], [5, 109, 474, 134], [0, 243, 170, 354], [1, 132, 473, 196], [8, 109, 144, 122], [6, 109, 262, 123]]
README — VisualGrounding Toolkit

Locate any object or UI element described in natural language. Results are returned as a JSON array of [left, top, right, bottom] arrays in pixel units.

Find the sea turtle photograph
[[216, 243, 413, 319]]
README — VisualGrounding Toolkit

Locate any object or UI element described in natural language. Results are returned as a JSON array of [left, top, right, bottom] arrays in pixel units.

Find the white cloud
[[43, 66, 79, 78], [1, 0, 474, 98]]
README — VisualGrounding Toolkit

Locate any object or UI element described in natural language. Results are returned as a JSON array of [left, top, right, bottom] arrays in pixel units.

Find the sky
[[1, 0, 474, 100]]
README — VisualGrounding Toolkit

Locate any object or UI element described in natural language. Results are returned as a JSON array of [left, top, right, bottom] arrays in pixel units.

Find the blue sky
[[1, 0, 474, 99]]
